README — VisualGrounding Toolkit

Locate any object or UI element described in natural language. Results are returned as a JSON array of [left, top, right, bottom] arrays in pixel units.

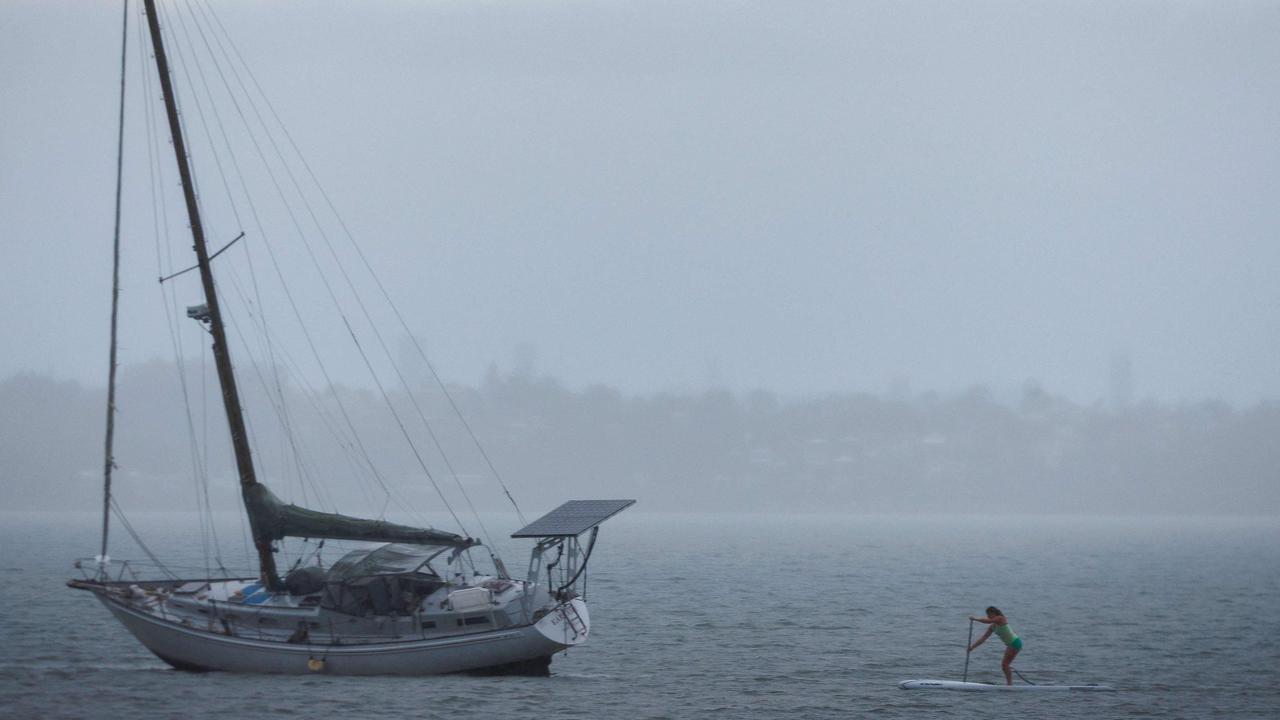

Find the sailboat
[[68, 0, 633, 675]]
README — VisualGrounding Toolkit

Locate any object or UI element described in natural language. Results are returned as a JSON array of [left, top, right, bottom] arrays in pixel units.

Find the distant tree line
[[2, 362, 1277, 515]]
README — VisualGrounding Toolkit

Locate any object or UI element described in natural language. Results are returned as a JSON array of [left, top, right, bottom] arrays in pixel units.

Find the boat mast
[[99, 0, 131, 575], [141, 0, 280, 588]]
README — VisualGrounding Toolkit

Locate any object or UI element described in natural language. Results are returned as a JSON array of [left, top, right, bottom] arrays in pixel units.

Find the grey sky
[[3, 0, 1278, 404]]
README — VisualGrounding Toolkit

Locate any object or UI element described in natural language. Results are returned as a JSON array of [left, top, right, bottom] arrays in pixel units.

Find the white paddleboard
[[899, 679, 1115, 692]]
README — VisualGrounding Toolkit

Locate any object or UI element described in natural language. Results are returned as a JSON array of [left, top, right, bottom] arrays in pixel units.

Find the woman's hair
[[986, 606, 1003, 616]]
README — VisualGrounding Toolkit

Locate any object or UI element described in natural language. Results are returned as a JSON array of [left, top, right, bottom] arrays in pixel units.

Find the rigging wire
[[217, 271, 386, 512], [160, 0, 416, 526], [111, 0, 231, 577], [142, 1, 301, 576], [175, 29, 505, 553], [181, 0, 471, 539], [202, 0, 528, 527], [124, 2, 536, 575], [163, 0, 322, 511], [151, 0, 226, 576], [199, 340, 229, 574], [111, 498, 178, 580], [197, 0, 527, 528], [165, 0, 425, 526], [134, 0, 207, 575], [219, 274, 342, 513]]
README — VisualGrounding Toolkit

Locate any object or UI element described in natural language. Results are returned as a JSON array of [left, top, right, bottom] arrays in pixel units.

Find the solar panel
[[511, 499, 636, 538]]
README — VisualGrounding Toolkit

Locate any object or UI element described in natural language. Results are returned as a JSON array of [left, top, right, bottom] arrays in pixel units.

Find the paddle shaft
[[963, 618, 974, 682]]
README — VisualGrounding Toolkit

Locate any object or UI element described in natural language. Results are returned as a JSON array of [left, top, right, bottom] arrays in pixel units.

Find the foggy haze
[[3, 1, 1278, 405], [4, 7, 1279, 709], [3, 362, 1278, 515], [2, 2, 1279, 523]]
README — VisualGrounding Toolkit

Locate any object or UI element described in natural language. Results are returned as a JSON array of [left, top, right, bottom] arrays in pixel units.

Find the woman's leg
[[1001, 645, 1021, 685]]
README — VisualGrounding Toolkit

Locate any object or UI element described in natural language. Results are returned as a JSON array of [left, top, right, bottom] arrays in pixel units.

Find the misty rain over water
[[2, 0, 1279, 717]]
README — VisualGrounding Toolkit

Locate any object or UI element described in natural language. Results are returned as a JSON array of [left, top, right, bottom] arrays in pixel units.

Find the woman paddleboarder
[[968, 606, 1022, 685]]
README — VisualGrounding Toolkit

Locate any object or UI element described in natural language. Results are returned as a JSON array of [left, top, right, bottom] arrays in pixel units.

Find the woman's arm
[[969, 615, 1006, 625], [968, 625, 994, 651]]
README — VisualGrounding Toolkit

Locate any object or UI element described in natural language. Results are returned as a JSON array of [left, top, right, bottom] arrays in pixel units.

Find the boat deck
[[72, 574, 545, 646]]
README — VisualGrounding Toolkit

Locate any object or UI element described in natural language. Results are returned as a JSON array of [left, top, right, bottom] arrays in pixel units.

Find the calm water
[[1, 511, 1277, 719]]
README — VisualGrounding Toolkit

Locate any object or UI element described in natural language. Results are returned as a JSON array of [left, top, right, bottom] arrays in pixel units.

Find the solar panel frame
[[510, 499, 636, 538]]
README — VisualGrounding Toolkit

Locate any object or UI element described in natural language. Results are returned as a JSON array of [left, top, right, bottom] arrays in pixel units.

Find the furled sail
[[245, 484, 476, 548]]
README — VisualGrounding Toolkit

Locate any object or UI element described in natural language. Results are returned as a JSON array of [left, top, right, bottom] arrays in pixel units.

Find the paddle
[[963, 618, 974, 682]]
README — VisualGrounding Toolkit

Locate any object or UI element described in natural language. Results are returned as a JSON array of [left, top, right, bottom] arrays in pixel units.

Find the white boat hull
[[97, 592, 589, 675], [899, 679, 1115, 692]]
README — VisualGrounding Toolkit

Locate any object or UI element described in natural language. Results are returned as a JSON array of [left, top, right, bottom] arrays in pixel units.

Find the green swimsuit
[[994, 622, 1023, 651]]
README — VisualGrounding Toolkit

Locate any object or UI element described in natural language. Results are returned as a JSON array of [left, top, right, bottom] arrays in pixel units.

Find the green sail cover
[[245, 484, 476, 548]]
